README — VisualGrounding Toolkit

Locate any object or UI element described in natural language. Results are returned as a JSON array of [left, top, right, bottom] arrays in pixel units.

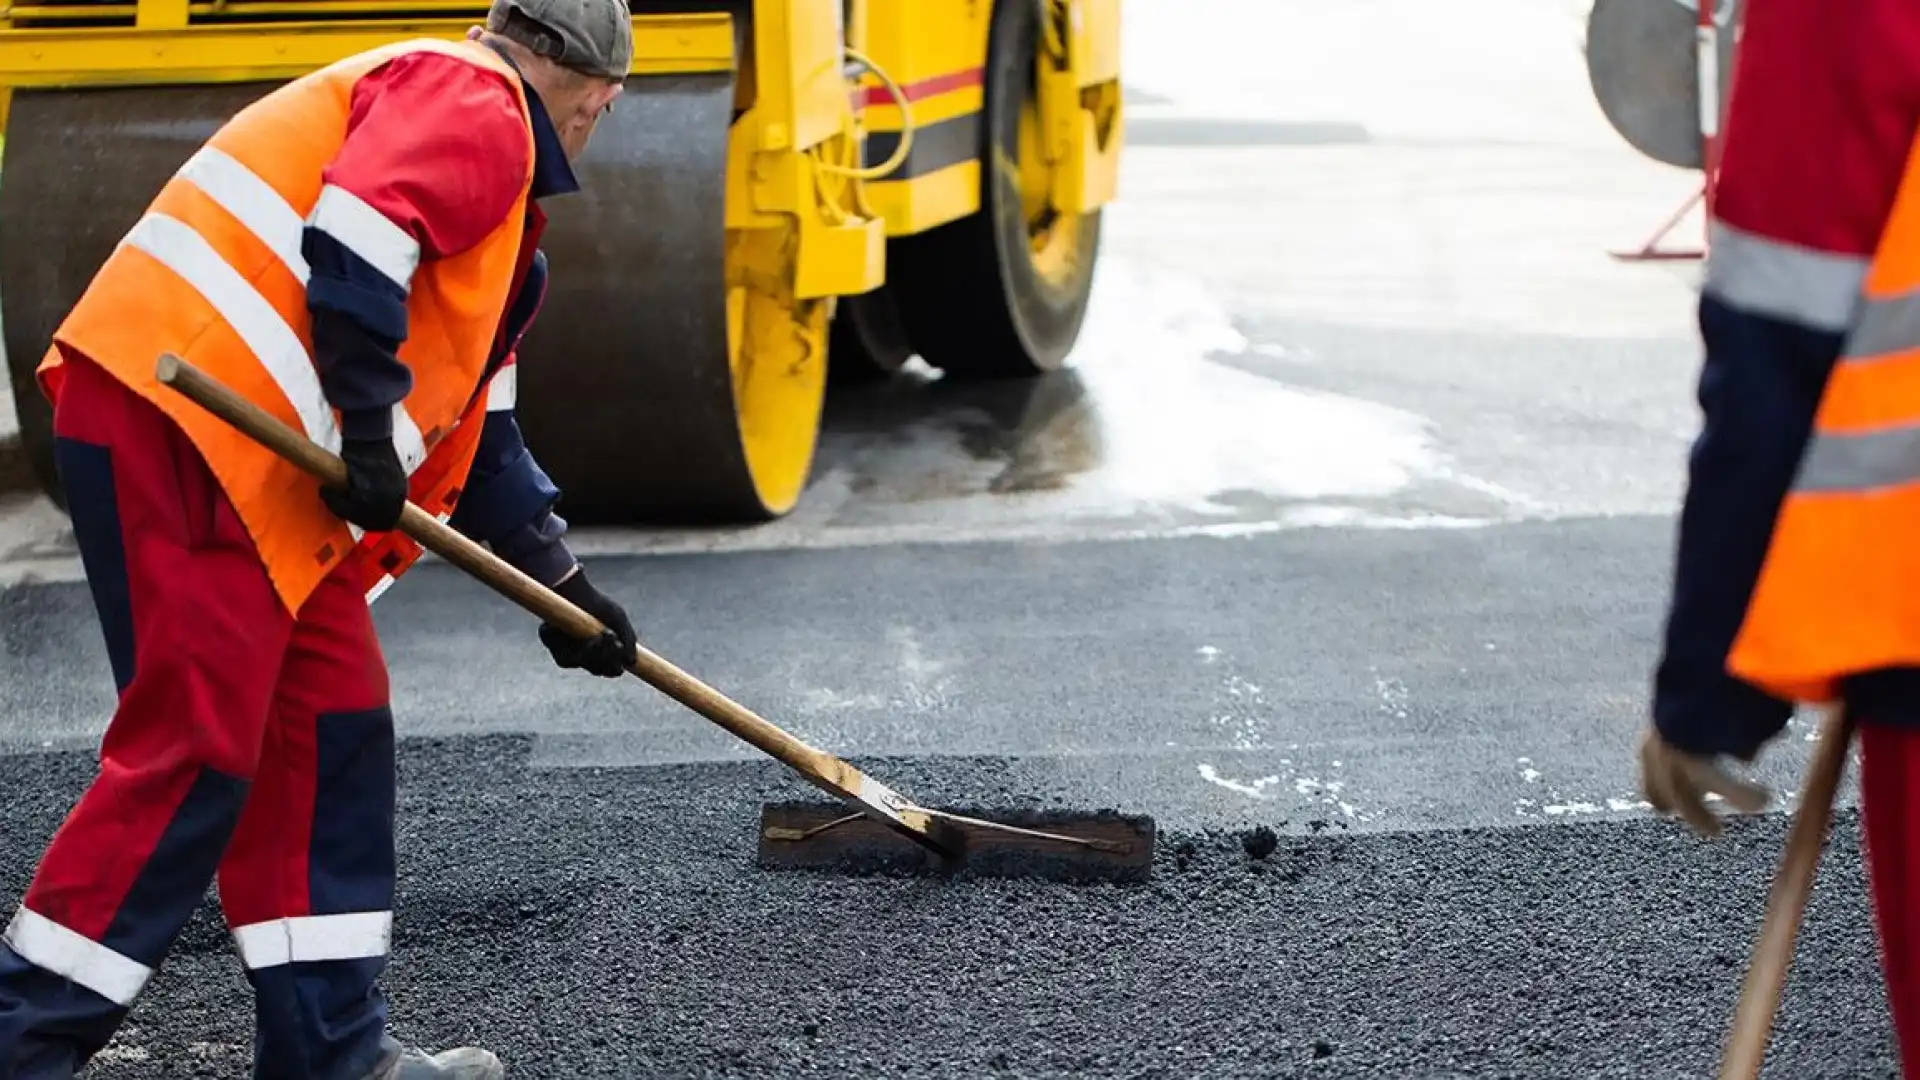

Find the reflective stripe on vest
[[149, 147, 432, 465], [487, 362, 517, 412], [1727, 149, 1920, 703], [353, 360, 514, 604], [362, 509, 454, 606], [39, 37, 535, 616]]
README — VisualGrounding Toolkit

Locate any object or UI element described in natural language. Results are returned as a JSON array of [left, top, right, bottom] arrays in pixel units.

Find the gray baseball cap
[[487, 0, 633, 81]]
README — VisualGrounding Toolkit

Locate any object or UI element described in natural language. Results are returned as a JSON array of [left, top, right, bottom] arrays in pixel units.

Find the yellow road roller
[[0, 0, 1123, 523]]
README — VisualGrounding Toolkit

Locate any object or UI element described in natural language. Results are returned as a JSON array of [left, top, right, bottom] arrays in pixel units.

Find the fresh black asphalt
[[0, 519, 1896, 1077], [0, 740, 1898, 1078]]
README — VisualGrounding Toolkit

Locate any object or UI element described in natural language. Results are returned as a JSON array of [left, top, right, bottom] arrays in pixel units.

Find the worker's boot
[[366, 1034, 506, 1079]]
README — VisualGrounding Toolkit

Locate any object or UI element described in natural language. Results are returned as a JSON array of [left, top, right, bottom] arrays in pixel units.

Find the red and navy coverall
[[1651, 0, 1920, 1065], [0, 45, 582, 1079]]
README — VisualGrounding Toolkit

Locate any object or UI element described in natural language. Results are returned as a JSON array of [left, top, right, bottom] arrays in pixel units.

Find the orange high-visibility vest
[[1727, 136, 1920, 703], [37, 37, 533, 616]]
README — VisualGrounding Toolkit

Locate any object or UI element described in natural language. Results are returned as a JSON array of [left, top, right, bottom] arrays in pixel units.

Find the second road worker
[[1636, 0, 1920, 1074], [0, 0, 639, 1076]]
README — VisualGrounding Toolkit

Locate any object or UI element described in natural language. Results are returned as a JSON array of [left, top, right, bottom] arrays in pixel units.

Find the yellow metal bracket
[[726, 100, 886, 301], [1036, 0, 1122, 216], [749, 0, 845, 155], [729, 16, 895, 302]]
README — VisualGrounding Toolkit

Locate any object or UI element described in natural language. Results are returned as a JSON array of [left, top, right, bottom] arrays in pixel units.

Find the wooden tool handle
[[1718, 704, 1857, 1080], [153, 353, 860, 798]]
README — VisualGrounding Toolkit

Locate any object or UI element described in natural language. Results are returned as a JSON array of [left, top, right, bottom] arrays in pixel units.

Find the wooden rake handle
[[153, 353, 870, 805], [1718, 704, 1857, 1080]]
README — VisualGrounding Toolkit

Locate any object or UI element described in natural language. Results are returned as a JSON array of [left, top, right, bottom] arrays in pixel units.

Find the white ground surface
[[0, 0, 1710, 586]]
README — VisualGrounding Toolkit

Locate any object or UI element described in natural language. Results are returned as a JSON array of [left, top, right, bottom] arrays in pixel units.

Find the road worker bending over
[[1636, 0, 1920, 1074], [0, 1, 639, 1076]]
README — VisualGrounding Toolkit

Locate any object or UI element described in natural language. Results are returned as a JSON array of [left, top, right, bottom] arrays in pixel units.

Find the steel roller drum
[[521, 0, 830, 525], [0, 84, 273, 504], [511, 65, 786, 524], [1585, 0, 1739, 169]]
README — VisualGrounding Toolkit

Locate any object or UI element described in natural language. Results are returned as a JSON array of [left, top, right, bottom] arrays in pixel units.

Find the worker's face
[[557, 79, 624, 161]]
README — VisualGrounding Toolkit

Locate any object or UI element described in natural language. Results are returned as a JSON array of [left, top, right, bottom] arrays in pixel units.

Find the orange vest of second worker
[[35, 37, 535, 617], [1727, 134, 1920, 705]]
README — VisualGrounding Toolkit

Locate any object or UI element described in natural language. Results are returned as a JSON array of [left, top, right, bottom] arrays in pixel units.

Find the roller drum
[[4, 12, 826, 527], [515, 62, 830, 524], [1, 84, 274, 506]]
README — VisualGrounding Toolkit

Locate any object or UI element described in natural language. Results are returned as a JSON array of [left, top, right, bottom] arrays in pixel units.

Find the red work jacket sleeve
[[302, 50, 534, 442], [1712, 0, 1920, 260]]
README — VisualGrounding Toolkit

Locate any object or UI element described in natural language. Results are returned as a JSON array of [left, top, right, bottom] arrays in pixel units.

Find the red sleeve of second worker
[[322, 51, 532, 261], [1713, 0, 1920, 256]]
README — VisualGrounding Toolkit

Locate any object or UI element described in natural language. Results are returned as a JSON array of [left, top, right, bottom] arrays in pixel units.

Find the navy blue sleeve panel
[[1843, 669, 1920, 727], [447, 408, 578, 587], [490, 508, 578, 589], [1652, 292, 1844, 760], [305, 227, 411, 442], [302, 51, 533, 443], [449, 408, 559, 538], [501, 249, 548, 353]]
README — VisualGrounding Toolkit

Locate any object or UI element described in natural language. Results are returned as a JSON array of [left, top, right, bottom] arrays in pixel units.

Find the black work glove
[[540, 567, 639, 678], [321, 437, 408, 532]]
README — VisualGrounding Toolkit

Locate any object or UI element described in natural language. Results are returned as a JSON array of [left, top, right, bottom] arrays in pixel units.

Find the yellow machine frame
[[0, 0, 1123, 525], [0, 0, 1121, 307]]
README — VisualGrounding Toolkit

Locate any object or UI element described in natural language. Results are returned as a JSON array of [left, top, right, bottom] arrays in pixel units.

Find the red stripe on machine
[[852, 67, 984, 111]]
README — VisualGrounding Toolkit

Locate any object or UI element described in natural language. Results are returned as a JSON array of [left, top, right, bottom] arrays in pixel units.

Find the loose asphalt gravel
[[0, 737, 1899, 1079], [0, 512, 1902, 1079]]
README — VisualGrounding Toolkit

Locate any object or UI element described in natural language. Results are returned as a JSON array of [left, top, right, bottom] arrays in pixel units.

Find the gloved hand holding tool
[[156, 352, 1155, 885], [321, 435, 409, 532], [1639, 707, 1857, 1080], [541, 566, 638, 678], [1637, 728, 1773, 838]]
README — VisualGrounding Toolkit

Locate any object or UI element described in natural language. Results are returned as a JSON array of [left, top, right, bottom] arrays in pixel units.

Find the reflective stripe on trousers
[[0, 353, 398, 1079]]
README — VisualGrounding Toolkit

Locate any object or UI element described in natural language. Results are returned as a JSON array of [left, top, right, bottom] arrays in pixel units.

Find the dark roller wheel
[[514, 62, 830, 524], [890, 0, 1105, 381], [827, 283, 914, 384], [0, 83, 276, 512]]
